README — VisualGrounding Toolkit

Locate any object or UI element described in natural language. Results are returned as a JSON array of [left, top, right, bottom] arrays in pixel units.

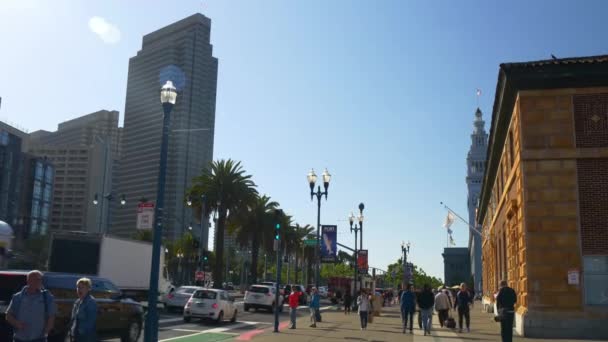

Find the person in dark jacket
[[454, 282, 472, 333], [416, 284, 435, 336], [343, 291, 352, 315], [496, 280, 517, 342], [400, 284, 416, 334], [70, 278, 97, 341]]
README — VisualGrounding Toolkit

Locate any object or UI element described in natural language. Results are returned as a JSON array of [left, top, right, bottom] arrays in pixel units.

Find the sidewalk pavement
[[240, 302, 605, 342]]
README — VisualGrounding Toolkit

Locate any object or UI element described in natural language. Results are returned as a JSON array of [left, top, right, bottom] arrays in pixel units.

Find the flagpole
[[440, 202, 483, 237]]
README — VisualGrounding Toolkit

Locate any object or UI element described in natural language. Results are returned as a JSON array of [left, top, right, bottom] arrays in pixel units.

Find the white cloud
[[88, 16, 121, 44]]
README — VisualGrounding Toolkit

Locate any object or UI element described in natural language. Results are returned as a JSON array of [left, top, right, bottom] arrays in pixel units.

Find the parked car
[[0, 270, 143, 342], [244, 285, 281, 312], [183, 289, 237, 324], [163, 286, 204, 312], [318, 286, 328, 298]]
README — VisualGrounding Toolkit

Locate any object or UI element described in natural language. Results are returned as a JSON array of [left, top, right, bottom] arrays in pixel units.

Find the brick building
[[478, 55, 608, 339]]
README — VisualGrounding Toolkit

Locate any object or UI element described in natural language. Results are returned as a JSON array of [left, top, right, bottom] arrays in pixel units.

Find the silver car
[[164, 286, 204, 312]]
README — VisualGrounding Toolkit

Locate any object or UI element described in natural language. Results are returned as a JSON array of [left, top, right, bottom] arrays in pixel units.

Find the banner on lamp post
[[357, 249, 368, 273], [321, 225, 337, 263]]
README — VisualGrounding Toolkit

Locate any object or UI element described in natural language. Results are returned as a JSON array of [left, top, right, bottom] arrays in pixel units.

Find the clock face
[[159, 65, 186, 91]]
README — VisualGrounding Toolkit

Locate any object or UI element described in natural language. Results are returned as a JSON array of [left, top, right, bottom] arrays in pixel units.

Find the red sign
[[195, 271, 204, 281], [357, 249, 368, 272]]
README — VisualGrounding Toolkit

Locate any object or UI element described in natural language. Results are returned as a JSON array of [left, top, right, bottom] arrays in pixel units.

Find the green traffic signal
[[275, 233, 280, 240], [275, 223, 280, 229]]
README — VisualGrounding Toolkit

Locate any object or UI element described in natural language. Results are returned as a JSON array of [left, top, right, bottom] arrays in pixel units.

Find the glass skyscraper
[[112, 13, 217, 244]]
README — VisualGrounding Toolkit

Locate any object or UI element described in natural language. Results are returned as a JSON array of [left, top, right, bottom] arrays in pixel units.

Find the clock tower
[[466, 108, 488, 292]]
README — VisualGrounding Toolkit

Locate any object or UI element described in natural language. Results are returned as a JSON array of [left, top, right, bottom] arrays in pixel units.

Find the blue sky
[[1, 0, 607, 280]]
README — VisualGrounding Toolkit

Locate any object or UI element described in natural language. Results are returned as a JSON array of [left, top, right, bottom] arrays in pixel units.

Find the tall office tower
[[29, 110, 120, 233], [466, 108, 488, 292], [112, 13, 217, 244]]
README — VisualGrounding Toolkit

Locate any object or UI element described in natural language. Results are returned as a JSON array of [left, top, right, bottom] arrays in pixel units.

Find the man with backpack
[[5, 270, 57, 342]]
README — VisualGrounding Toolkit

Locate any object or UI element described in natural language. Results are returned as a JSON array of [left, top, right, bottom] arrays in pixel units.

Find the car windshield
[[0, 273, 27, 304], [193, 290, 217, 299], [249, 286, 270, 294]]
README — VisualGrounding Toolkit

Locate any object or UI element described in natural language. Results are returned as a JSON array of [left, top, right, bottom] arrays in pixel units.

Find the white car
[[318, 286, 328, 298], [244, 285, 281, 312], [164, 286, 204, 312], [184, 288, 238, 323]]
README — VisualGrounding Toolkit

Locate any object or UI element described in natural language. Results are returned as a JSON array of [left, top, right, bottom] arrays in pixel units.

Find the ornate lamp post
[[349, 209, 363, 295], [307, 168, 331, 289], [401, 241, 411, 286], [144, 80, 177, 342]]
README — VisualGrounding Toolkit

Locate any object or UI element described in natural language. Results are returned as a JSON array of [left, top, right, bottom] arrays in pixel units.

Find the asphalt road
[[108, 300, 332, 341]]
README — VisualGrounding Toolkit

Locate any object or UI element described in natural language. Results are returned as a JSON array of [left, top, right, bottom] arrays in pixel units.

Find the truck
[[48, 231, 173, 302]]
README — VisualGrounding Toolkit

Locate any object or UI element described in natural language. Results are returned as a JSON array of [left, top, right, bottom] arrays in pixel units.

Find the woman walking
[[357, 290, 371, 330], [69, 278, 97, 341]]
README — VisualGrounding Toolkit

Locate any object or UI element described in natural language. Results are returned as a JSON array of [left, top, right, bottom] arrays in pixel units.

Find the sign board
[[321, 225, 337, 263], [357, 249, 368, 273], [304, 239, 318, 246], [568, 269, 580, 285], [136, 202, 155, 230], [195, 271, 204, 281]]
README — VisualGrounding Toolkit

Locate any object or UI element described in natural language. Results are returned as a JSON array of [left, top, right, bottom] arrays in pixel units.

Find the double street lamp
[[186, 194, 209, 270], [401, 241, 411, 286], [307, 168, 331, 289], [93, 193, 126, 234], [145, 80, 177, 342], [349, 204, 364, 294]]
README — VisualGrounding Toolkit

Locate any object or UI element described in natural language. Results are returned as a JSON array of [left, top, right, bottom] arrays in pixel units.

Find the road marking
[[160, 317, 183, 324], [172, 328, 201, 333]]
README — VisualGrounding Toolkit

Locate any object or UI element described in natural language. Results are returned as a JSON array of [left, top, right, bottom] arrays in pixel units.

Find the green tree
[[131, 229, 153, 242], [228, 194, 279, 284], [320, 262, 353, 280], [290, 224, 314, 283], [188, 159, 258, 288], [385, 259, 443, 290]]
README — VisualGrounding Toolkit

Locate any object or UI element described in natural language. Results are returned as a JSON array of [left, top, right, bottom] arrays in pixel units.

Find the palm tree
[[290, 224, 314, 283], [188, 159, 258, 288], [228, 194, 279, 283]]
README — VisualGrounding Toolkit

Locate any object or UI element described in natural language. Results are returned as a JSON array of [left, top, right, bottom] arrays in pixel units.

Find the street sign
[[304, 239, 317, 246], [136, 202, 154, 230], [195, 271, 204, 281]]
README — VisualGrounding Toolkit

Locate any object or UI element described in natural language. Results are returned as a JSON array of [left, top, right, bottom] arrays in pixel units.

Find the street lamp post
[[401, 241, 411, 286], [349, 205, 364, 294], [93, 193, 126, 234], [307, 168, 331, 289], [187, 194, 208, 271], [144, 80, 177, 342]]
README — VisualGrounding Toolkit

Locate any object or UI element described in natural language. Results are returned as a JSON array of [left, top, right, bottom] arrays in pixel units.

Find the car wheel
[[120, 318, 142, 342], [216, 311, 224, 324], [230, 309, 237, 323], [244, 304, 250, 311], [184, 316, 192, 323]]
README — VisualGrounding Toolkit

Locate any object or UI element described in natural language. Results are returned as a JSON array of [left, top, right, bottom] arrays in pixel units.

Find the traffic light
[[201, 250, 209, 262], [274, 209, 282, 240]]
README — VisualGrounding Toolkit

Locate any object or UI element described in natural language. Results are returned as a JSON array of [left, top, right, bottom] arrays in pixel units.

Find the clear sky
[[2, 0, 608, 280]]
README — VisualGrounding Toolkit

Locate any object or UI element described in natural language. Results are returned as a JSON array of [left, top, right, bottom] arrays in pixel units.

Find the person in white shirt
[[357, 290, 371, 330]]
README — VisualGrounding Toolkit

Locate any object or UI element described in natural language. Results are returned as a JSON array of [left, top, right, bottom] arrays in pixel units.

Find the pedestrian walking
[[343, 291, 352, 315], [309, 287, 320, 328], [356, 290, 371, 330], [288, 288, 301, 329], [400, 284, 416, 334], [434, 287, 451, 328], [5, 270, 56, 342], [69, 278, 97, 341], [454, 282, 473, 333], [496, 280, 517, 342], [417, 284, 435, 336]]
